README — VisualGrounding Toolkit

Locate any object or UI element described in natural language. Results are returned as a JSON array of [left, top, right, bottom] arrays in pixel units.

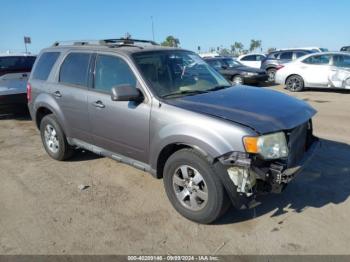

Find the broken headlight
[[243, 132, 289, 160]]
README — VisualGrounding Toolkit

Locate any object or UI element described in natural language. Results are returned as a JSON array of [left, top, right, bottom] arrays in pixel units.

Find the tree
[[233, 42, 244, 56], [249, 39, 262, 52], [161, 36, 180, 47], [219, 48, 231, 56], [267, 47, 277, 53]]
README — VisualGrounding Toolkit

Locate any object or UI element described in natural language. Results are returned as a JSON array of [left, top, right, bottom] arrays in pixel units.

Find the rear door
[[51, 52, 92, 143], [300, 54, 332, 87], [278, 51, 293, 64], [87, 53, 150, 163]]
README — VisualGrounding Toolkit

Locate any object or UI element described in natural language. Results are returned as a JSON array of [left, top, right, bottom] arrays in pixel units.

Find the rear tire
[[267, 68, 277, 82], [40, 114, 74, 161], [163, 149, 230, 224], [286, 75, 304, 92]]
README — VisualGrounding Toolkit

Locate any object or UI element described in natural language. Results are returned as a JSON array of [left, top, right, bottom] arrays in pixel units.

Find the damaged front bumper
[[215, 137, 320, 209]]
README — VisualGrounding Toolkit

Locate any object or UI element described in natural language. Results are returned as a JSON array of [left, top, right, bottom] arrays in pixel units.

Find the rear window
[[0, 56, 36, 71], [32, 52, 60, 80], [59, 53, 91, 87]]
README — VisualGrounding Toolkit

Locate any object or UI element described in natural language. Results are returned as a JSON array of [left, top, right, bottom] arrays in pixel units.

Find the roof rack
[[52, 38, 159, 48]]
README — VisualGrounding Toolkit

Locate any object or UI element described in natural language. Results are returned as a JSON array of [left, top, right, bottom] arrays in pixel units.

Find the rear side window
[[295, 51, 308, 58], [59, 53, 91, 86], [303, 55, 330, 65], [94, 55, 136, 93], [280, 52, 293, 60], [267, 52, 279, 59], [241, 55, 256, 61], [32, 52, 60, 80], [333, 55, 350, 68]]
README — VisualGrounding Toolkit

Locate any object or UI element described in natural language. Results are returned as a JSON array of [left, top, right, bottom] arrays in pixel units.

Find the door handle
[[53, 91, 62, 98], [93, 100, 105, 108]]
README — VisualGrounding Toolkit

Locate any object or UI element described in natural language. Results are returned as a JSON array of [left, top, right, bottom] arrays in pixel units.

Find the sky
[[1, 0, 349, 54]]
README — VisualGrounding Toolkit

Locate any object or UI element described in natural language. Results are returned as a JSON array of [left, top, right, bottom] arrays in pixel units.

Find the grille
[[287, 122, 308, 167]]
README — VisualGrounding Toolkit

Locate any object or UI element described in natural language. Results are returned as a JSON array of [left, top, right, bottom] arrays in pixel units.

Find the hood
[[165, 86, 316, 134]]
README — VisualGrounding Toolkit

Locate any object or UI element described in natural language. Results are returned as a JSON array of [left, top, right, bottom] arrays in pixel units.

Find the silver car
[[275, 52, 350, 91], [27, 39, 319, 223]]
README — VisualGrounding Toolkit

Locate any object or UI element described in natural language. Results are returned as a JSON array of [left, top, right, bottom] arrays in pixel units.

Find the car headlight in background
[[243, 132, 289, 159]]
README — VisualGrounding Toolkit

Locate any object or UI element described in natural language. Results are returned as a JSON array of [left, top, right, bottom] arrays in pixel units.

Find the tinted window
[[207, 60, 222, 69], [280, 52, 293, 60], [32, 52, 60, 80], [295, 51, 308, 58], [241, 55, 256, 61], [59, 53, 91, 86], [333, 55, 350, 68], [0, 56, 36, 71], [267, 52, 279, 59], [303, 55, 330, 65], [256, 55, 265, 61], [341, 46, 350, 52], [94, 55, 136, 93]]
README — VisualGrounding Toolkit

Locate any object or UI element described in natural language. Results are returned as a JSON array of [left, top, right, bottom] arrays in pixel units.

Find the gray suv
[[28, 39, 319, 223], [261, 49, 315, 82]]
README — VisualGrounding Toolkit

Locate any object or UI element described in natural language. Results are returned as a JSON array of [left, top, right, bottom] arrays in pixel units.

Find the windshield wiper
[[207, 85, 232, 92], [161, 90, 208, 99]]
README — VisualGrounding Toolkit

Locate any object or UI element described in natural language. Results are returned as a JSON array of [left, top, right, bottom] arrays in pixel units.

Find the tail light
[[26, 82, 32, 102], [276, 65, 284, 70]]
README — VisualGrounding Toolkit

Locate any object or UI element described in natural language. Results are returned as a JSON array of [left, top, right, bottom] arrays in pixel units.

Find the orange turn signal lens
[[243, 136, 259, 153]]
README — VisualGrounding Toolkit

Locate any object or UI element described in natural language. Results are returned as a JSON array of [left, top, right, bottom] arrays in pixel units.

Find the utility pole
[[151, 16, 155, 41]]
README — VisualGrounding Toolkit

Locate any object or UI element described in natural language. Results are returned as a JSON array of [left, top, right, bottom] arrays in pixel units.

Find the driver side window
[[94, 55, 137, 93]]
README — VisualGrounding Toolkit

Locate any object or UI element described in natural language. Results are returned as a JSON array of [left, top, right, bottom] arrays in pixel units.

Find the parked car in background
[[278, 47, 328, 53], [340, 46, 350, 52], [198, 52, 220, 58], [261, 49, 316, 82], [204, 56, 268, 85], [0, 53, 36, 113], [28, 38, 319, 224], [275, 52, 350, 91], [236, 53, 266, 69]]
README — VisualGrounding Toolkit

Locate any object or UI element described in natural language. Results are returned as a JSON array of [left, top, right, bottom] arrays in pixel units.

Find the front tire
[[163, 149, 230, 224], [286, 75, 304, 92], [40, 114, 74, 161]]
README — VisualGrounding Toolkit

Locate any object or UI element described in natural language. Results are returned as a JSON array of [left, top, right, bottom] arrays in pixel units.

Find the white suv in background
[[237, 53, 266, 69]]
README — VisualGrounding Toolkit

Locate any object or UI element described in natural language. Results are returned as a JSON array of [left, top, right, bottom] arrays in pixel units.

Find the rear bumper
[[0, 93, 28, 113]]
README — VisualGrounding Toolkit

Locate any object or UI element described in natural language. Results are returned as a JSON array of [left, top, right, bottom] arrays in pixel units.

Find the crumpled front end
[[215, 121, 320, 209]]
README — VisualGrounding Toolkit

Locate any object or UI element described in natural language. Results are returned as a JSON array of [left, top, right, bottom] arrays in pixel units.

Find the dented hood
[[165, 86, 317, 134]]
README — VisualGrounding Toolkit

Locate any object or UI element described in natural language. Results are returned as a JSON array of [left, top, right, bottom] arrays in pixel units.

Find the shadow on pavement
[[217, 138, 350, 224]]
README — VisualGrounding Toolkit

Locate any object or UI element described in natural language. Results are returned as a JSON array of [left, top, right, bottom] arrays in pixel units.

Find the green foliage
[[161, 36, 180, 47]]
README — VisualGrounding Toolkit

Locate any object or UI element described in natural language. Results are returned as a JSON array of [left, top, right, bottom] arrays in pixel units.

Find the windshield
[[133, 51, 230, 98], [223, 58, 242, 67]]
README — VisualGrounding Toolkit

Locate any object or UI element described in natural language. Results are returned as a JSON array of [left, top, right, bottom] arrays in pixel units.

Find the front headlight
[[243, 132, 289, 159]]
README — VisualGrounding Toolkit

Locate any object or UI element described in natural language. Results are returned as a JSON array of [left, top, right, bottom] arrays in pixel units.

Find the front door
[[88, 54, 150, 163]]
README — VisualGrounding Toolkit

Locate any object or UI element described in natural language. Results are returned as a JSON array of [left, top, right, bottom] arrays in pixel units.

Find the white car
[[237, 53, 266, 69], [275, 52, 350, 91]]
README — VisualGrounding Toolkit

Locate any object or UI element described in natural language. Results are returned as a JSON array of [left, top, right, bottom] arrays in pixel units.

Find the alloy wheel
[[44, 124, 59, 153], [172, 165, 208, 211]]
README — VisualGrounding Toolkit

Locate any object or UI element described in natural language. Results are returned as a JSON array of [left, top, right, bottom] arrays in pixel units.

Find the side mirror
[[111, 85, 143, 102]]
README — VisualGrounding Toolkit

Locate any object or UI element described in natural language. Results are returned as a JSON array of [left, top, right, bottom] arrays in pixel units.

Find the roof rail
[[52, 38, 159, 48]]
